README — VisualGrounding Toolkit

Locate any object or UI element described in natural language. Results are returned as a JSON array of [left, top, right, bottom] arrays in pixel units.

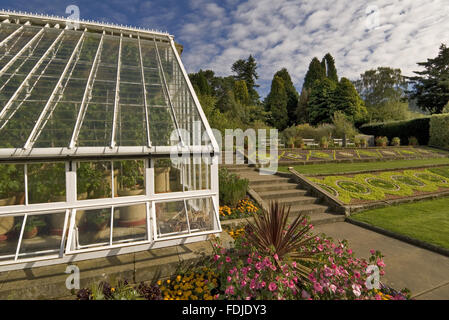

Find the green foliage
[[332, 78, 368, 125], [0, 164, 23, 199], [273, 68, 300, 127], [366, 100, 414, 123], [231, 55, 260, 104], [319, 136, 328, 148], [375, 136, 389, 146], [116, 160, 144, 190], [321, 53, 339, 83], [429, 113, 449, 149], [233, 80, 250, 105], [296, 88, 310, 124], [360, 117, 431, 145], [391, 137, 401, 146], [219, 168, 249, 207], [408, 136, 419, 146], [308, 78, 337, 125], [265, 75, 289, 130], [303, 58, 326, 91], [332, 111, 359, 139], [407, 44, 449, 114]]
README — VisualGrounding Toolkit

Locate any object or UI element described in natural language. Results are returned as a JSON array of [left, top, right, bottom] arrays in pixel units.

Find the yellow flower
[[166, 279, 171, 284]]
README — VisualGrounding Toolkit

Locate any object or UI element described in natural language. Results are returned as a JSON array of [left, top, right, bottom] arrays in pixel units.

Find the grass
[[351, 197, 449, 249], [278, 157, 449, 175]]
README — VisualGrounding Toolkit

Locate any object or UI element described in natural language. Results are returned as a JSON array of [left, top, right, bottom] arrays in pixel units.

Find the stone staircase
[[222, 165, 345, 226]]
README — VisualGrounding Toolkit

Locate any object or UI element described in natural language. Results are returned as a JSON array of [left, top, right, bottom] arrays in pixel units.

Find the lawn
[[350, 197, 449, 249], [278, 157, 449, 175]]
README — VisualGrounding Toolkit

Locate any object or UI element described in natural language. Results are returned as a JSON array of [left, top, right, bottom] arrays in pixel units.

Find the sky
[[0, 0, 448, 98]]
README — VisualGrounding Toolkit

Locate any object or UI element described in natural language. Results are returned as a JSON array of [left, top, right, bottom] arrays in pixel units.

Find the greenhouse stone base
[[0, 233, 233, 300]]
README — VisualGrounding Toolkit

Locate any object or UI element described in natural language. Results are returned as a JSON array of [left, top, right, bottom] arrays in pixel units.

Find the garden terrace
[[0, 11, 221, 271]]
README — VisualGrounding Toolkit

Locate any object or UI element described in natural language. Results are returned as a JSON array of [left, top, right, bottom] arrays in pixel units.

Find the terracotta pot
[[117, 189, 146, 227], [154, 167, 171, 193], [23, 226, 38, 239]]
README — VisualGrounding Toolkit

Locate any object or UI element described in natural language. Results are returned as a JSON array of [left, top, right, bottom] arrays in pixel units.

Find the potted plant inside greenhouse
[[116, 160, 146, 227], [86, 209, 110, 232], [154, 159, 173, 194], [0, 164, 23, 241], [13, 216, 47, 240]]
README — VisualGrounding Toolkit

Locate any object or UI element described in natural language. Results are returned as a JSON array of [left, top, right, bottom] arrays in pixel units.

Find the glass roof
[[0, 20, 216, 158]]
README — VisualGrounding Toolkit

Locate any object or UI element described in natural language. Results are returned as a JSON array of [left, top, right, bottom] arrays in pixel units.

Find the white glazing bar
[[0, 24, 23, 47], [0, 29, 64, 121], [69, 31, 105, 149], [109, 207, 114, 246], [14, 214, 28, 261], [59, 209, 70, 257], [137, 34, 151, 147], [168, 37, 220, 153], [110, 33, 122, 148], [153, 38, 183, 146], [0, 27, 44, 77], [24, 31, 86, 150]]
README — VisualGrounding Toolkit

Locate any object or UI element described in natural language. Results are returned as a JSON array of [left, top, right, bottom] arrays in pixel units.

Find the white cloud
[[176, 0, 449, 97]]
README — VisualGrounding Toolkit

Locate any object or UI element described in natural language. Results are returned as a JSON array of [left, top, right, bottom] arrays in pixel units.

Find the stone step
[[286, 212, 345, 226], [267, 196, 319, 206], [248, 176, 293, 186], [251, 183, 299, 192], [258, 189, 309, 200], [288, 203, 329, 215]]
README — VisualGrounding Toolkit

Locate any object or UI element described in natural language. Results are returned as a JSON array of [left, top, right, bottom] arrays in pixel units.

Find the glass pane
[[75, 207, 111, 248], [0, 164, 25, 206], [112, 204, 147, 244], [155, 200, 189, 238], [0, 215, 24, 262], [154, 158, 183, 193], [76, 161, 112, 200], [28, 162, 66, 204], [114, 160, 145, 197], [18, 212, 65, 259], [186, 198, 215, 233]]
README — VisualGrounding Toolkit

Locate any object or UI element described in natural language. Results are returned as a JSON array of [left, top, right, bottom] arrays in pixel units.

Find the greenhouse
[[0, 10, 221, 271]]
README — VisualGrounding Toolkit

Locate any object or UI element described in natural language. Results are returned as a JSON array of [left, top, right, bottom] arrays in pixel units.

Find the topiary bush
[[219, 168, 249, 207], [360, 117, 431, 145], [429, 114, 449, 149]]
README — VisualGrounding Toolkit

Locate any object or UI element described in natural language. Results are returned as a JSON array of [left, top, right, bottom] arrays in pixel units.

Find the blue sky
[[0, 0, 448, 98]]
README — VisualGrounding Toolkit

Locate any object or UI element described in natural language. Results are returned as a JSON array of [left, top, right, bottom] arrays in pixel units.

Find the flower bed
[[219, 197, 260, 220], [76, 203, 411, 300], [307, 166, 449, 204]]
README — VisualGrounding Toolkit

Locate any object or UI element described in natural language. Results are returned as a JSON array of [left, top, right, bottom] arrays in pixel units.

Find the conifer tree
[[265, 75, 289, 130]]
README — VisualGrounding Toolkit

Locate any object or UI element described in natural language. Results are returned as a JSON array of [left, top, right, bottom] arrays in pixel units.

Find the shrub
[[391, 137, 401, 146], [429, 114, 449, 149], [408, 136, 419, 146], [360, 117, 430, 145], [375, 136, 388, 147], [320, 136, 329, 148], [332, 111, 358, 139], [219, 168, 249, 207]]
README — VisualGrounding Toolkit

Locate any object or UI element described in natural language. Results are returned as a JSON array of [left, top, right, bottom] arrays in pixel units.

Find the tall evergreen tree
[[233, 80, 250, 105], [332, 78, 367, 124], [296, 88, 310, 124], [231, 55, 260, 104], [265, 75, 289, 130], [322, 53, 339, 83], [273, 68, 299, 126], [407, 44, 449, 114], [303, 58, 326, 91], [308, 78, 337, 125]]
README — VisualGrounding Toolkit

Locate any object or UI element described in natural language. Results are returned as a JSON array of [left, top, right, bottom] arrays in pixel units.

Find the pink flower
[[377, 259, 385, 267], [354, 271, 361, 279], [226, 256, 232, 263], [301, 290, 311, 299], [268, 282, 277, 292], [370, 249, 376, 255], [227, 276, 232, 283], [255, 262, 262, 271], [273, 254, 279, 261], [329, 284, 337, 294], [225, 285, 235, 295], [213, 254, 220, 261], [313, 282, 323, 293], [247, 257, 253, 264], [317, 244, 324, 252]]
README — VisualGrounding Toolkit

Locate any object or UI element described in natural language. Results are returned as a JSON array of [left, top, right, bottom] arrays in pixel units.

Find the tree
[[231, 55, 260, 104], [303, 57, 326, 91], [332, 111, 358, 139], [296, 88, 310, 124], [354, 67, 406, 108], [265, 75, 288, 130], [273, 68, 299, 126], [407, 44, 449, 114], [233, 80, 250, 105], [308, 78, 337, 125], [332, 78, 368, 124], [189, 69, 212, 96], [321, 53, 338, 83]]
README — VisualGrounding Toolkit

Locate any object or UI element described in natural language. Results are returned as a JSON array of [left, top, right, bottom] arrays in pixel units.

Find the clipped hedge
[[429, 114, 449, 149], [360, 117, 431, 145]]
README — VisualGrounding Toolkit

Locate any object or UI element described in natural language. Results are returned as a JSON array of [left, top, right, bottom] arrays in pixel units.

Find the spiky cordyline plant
[[244, 201, 317, 278]]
